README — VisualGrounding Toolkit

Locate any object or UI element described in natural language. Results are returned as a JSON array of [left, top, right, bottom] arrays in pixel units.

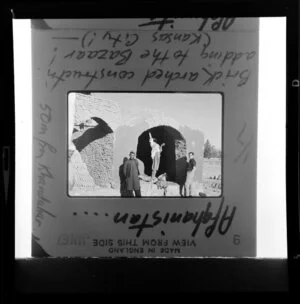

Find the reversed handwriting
[[35, 205, 56, 227], [39, 103, 52, 135], [52, 37, 79, 40], [34, 137, 57, 158], [198, 18, 236, 32], [141, 68, 199, 88], [35, 163, 55, 227], [138, 18, 174, 31], [202, 67, 251, 87], [152, 31, 202, 45], [102, 31, 139, 48], [234, 122, 253, 163], [38, 163, 53, 185], [234, 135, 253, 164], [139, 48, 189, 67], [112, 197, 236, 238], [47, 67, 135, 91], [45, 25, 256, 91], [237, 121, 247, 145], [138, 18, 236, 32], [48, 47, 58, 67], [63, 48, 133, 65]]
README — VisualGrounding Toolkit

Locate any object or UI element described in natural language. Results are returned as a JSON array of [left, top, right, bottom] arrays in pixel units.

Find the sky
[[92, 92, 222, 149]]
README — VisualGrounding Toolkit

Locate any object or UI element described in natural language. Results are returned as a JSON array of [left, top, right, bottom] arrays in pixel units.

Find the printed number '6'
[[233, 235, 241, 245]]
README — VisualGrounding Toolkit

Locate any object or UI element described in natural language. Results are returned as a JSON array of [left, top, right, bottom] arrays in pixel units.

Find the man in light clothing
[[149, 132, 165, 181], [185, 152, 196, 197]]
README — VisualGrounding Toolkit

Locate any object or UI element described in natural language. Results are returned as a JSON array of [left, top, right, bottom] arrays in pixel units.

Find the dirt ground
[[202, 158, 222, 197], [70, 157, 222, 197]]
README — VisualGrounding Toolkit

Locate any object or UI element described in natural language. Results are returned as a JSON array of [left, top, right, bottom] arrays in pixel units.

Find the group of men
[[120, 132, 197, 197]]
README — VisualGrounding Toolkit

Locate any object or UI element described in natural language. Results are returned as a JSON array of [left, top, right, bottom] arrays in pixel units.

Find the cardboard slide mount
[[31, 18, 259, 257]]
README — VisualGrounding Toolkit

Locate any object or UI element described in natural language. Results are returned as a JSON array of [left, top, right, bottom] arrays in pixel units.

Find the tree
[[204, 139, 222, 159], [210, 145, 217, 158], [204, 139, 212, 158]]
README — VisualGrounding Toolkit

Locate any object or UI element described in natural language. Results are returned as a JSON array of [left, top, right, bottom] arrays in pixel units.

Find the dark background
[[1, 0, 299, 299]]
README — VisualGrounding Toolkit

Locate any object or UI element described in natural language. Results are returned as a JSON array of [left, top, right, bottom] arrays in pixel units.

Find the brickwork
[[175, 139, 187, 160]]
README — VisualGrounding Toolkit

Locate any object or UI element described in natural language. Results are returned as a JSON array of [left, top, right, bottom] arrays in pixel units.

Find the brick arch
[[72, 117, 114, 187], [136, 125, 187, 183]]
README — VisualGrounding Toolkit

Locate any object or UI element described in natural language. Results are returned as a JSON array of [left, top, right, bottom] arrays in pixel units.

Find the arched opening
[[71, 117, 114, 187], [136, 125, 187, 183]]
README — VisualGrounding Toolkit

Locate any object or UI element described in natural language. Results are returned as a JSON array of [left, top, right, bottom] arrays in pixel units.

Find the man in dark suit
[[185, 152, 196, 197], [123, 151, 141, 197]]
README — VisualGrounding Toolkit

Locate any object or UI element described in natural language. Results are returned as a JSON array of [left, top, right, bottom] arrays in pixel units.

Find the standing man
[[123, 151, 141, 197], [119, 157, 129, 197], [149, 132, 165, 181], [185, 152, 196, 197]]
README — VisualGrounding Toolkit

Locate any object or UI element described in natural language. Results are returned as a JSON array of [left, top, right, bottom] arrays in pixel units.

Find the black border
[[7, 0, 293, 19], [67, 91, 224, 199], [2, 1, 15, 302], [285, 0, 300, 295], [2, 0, 299, 298]]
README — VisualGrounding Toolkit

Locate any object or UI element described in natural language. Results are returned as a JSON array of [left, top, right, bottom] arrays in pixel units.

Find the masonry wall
[[72, 93, 119, 187], [72, 126, 114, 187]]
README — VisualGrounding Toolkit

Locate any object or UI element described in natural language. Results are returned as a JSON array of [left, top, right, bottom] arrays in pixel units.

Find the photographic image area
[[68, 92, 222, 197]]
